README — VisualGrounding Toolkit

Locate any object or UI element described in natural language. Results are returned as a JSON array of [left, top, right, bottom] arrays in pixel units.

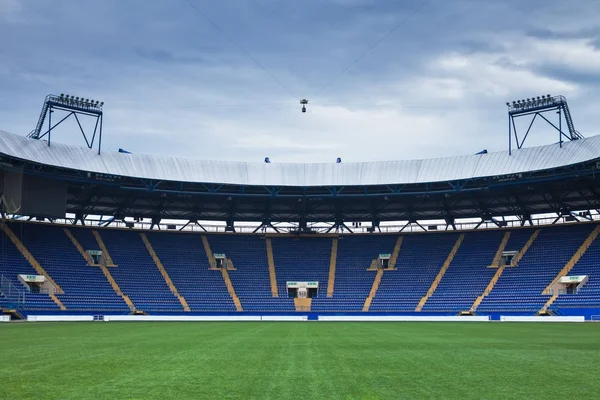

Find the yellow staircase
[[488, 231, 511, 268], [415, 233, 465, 311], [49, 293, 66, 310], [294, 297, 311, 312], [100, 264, 136, 312], [201, 236, 218, 269], [221, 268, 243, 311], [471, 266, 505, 312], [509, 229, 540, 267], [327, 238, 338, 297], [542, 225, 600, 294], [0, 223, 64, 294], [266, 238, 279, 297], [471, 232, 512, 311], [539, 293, 559, 314], [140, 233, 190, 312], [91, 230, 116, 266], [63, 228, 94, 265], [388, 236, 403, 269], [362, 269, 383, 312], [226, 258, 236, 270], [367, 259, 377, 270]]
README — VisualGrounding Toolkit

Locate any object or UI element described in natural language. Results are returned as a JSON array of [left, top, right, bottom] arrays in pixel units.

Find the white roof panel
[[1, 130, 600, 186]]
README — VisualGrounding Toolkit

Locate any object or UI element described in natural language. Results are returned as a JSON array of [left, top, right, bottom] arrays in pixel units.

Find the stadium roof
[[2, 129, 600, 186], [1, 129, 600, 227]]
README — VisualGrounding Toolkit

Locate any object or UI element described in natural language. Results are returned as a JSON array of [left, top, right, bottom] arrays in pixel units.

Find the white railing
[[0, 275, 26, 307]]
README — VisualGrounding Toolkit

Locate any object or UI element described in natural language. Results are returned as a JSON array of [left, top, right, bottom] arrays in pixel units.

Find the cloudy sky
[[1, 0, 599, 163]]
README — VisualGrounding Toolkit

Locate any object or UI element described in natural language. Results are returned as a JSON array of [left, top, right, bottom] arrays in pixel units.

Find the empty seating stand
[[422, 231, 504, 312], [208, 235, 294, 312], [1, 221, 599, 315], [371, 233, 459, 311], [479, 224, 596, 312], [12, 223, 128, 312], [146, 232, 236, 312], [96, 230, 183, 312]]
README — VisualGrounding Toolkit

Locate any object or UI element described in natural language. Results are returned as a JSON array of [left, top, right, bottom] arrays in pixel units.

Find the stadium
[[1, 93, 600, 398], [2, 2, 600, 399]]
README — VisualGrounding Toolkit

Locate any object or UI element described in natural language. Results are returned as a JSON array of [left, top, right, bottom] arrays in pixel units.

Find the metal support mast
[[27, 94, 105, 154], [507, 94, 583, 155]]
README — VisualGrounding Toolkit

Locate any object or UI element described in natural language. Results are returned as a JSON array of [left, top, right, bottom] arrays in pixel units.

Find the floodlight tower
[[507, 94, 584, 155], [27, 94, 105, 154]]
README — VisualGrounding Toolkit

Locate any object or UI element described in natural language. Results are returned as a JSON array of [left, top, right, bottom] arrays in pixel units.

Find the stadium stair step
[[388, 236, 403, 269], [140, 233, 190, 312], [99, 264, 136, 312], [362, 269, 383, 312], [294, 297, 311, 312], [539, 293, 559, 314], [265, 237, 279, 297], [220, 268, 243, 311], [542, 224, 600, 295], [471, 232, 511, 311], [327, 237, 338, 297], [63, 228, 95, 265], [226, 258, 236, 270], [509, 229, 540, 267], [201, 235, 218, 269], [415, 233, 465, 311], [92, 230, 117, 266], [0, 222, 64, 294], [2, 308, 24, 320], [367, 259, 377, 270], [49, 292, 66, 310]]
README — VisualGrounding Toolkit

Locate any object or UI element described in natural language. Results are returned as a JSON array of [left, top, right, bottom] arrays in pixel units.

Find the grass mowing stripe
[[0, 322, 599, 399]]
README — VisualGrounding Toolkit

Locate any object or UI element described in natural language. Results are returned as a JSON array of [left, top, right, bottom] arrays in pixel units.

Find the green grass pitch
[[1, 322, 599, 399]]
